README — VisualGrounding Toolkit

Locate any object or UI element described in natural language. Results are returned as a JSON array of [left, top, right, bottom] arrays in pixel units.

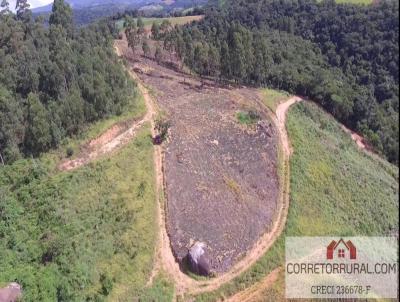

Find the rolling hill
[[33, 0, 206, 12], [33, 0, 207, 24], [33, 0, 160, 12]]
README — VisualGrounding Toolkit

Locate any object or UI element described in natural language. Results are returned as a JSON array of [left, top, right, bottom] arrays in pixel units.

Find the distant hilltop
[[32, 0, 207, 13]]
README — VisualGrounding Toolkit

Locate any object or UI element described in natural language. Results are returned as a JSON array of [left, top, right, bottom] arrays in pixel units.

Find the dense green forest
[[164, 0, 399, 163], [0, 0, 136, 164]]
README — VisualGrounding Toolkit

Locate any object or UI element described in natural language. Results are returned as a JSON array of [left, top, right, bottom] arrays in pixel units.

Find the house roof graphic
[[327, 238, 357, 260]]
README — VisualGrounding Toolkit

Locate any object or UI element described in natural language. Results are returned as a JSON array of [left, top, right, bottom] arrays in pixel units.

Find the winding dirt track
[[226, 268, 282, 302], [114, 38, 302, 299], [58, 116, 150, 171], [60, 37, 301, 299], [276, 97, 303, 156], [120, 55, 301, 302], [57, 40, 375, 301], [54, 38, 375, 302], [61, 38, 305, 299]]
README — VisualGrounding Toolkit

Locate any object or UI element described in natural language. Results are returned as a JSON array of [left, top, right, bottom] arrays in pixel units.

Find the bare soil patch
[[58, 116, 147, 171], [121, 43, 280, 274], [341, 125, 372, 151], [88, 124, 123, 148], [0, 283, 22, 302]]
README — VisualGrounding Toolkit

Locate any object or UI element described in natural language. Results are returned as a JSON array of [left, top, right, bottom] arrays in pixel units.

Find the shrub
[[100, 273, 113, 296], [155, 119, 171, 142], [66, 147, 74, 158], [236, 110, 260, 125]]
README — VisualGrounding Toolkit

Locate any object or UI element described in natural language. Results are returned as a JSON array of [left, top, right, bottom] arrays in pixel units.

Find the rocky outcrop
[[0, 283, 22, 302], [187, 242, 211, 276]]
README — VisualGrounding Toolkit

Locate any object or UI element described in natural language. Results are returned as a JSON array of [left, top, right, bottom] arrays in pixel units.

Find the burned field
[[127, 46, 280, 273]]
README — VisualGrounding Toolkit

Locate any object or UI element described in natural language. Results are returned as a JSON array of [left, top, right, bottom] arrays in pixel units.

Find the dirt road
[[55, 33, 375, 301], [226, 268, 281, 302], [276, 96, 303, 155], [58, 37, 374, 301], [58, 117, 150, 171], [113, 37, 301, 299]]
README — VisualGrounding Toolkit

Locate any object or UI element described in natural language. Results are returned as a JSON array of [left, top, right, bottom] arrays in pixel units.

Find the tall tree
[[125, 17, 140, 56], [220, 41, 231, 81], [137, 17, 145, 36], [151, 22, 160, 40], [194, 44, 208, 78], [163, 32, 175, 61], [0, 87, 24, 163], [175, 35, 185, 70], [251, 33, 268, 84], [49, 0, 73, 36], [15, 0, 30, 21], [155, 46, 163, 64], [230, 31, 246, 83], [24, 94, 51, 156], [207, 45, 220, 79], [160, 20, 171, 33], [142, 40, 150, 58]]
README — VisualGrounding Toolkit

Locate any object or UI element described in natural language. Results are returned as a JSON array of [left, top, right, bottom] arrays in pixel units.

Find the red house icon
[[327, 238, 356, 260]]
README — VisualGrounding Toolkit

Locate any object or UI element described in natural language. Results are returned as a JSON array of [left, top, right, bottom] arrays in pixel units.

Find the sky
[[9, 0, 53, 11]]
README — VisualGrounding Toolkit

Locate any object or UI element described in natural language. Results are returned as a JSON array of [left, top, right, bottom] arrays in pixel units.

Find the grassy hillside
[[192, 101, 398, 301], [0, 121, 161, 301], [286, 102, 398, 235]]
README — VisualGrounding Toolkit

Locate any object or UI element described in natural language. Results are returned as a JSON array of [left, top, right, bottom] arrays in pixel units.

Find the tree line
[[158, 0, 398, 163], [111, 5, 205, 22], [123, 16, 176, 65], [0, 0, 137, 164]]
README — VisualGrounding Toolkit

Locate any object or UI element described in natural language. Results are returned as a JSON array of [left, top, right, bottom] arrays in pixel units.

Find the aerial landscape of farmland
[[0, 0, 398, 301]]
